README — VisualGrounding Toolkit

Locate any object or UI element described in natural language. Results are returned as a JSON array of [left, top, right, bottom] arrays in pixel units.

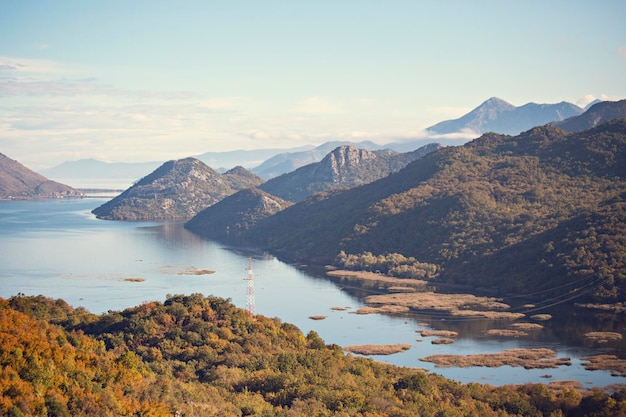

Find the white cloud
[[575, 94, 597, 107], [431, 128, 480, 140], [575, 94, 622, 108], [0, 56, 65, 74]]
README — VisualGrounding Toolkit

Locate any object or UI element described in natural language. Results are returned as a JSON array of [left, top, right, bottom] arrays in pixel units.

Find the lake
[[1, 197, 624, 388]]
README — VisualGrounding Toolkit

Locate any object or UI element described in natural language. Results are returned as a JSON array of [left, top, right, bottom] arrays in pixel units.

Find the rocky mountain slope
[[259, 143, 441, 202], [551, 99, 626, 133], [251, 140, 381, 179], [244, 119, 626, 303], [427, 97, 583, 136], [92, 158, 263, 220], [184, 187, 292, 239], [0, 153, 82, 199]]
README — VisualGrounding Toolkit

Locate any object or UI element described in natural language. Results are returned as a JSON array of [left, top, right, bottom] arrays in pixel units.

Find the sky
[[1, 1, 625, 170]]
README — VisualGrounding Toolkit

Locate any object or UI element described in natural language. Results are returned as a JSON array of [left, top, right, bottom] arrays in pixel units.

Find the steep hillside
[[0, 153, 82, 199], [245, 120, 626, 303], [259, 144, 441, 202], [427, 97, 583, 136], [552, 99, 626, 133], [185, 187, 292, 239], [92, 158, 263, 220]]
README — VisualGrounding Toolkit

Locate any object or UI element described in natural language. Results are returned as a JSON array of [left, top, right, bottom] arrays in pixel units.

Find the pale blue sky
[[1, 1, 625, 169]]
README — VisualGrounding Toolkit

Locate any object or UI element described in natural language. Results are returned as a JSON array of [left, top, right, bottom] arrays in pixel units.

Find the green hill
[[3, 294, 624, 416], [244, 119, 626, 303], [185, 187, 293, 240]]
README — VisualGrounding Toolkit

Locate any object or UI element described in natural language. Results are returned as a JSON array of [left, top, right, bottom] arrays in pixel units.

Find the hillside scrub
[[4, 294, 626, 416]]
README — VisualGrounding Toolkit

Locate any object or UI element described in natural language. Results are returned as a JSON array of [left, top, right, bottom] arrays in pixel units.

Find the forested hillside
[[185, 187, 293, 240], [244, 120, 626, 303], [3, 294, 625, 416]]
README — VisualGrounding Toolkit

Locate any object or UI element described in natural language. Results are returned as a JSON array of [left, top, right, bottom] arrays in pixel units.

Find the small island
[[344, 344, 411, 356]]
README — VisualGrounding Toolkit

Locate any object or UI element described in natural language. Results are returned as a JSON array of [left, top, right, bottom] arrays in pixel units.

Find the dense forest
[[2, 294, 626, 416], [244, 120, 626, 303]]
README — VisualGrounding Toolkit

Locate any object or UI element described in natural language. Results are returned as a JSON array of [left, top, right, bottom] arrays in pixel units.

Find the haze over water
[[1, 197, 623, 387]]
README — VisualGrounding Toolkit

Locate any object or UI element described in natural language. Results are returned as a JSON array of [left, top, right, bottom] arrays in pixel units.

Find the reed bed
[[344, 344, 412, 355], [420, 348, 571, 369]]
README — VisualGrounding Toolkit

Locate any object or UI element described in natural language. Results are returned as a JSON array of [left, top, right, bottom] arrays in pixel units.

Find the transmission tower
[[244, 257, 255, 316]]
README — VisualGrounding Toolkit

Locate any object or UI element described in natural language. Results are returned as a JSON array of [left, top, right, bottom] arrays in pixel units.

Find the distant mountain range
[[0, 153, 82, 199], [40, 97, 610, 185], [39, 159, 162, 185], [91, 158, 263, 220], [426, 97, 584, 136]]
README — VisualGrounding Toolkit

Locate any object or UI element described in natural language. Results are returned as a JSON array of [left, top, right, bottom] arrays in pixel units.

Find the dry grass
[[364, 292, 520, 320], [486, 329, 528, 337], [584, 332, 623, 342], [575, 303, 626, 313], [420, 348, 571, 369], [344, 344, 411, 355], [354, 305, 411, 315], [330, 270, 528, 320], [511, 322, 544, 330], [450, 310, 525, 319], [530, 314, 552, 321], [418, 330, 458, 338], [327, 270, 428, 287], [178, 267, 216, 275], [388, 286, 417, 293], [159, 265, 216, 275], [581, 355, 626, 377]]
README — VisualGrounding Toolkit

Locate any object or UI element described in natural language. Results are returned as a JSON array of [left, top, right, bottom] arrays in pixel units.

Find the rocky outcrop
[[92, 158, 263, 220], [259, 144, 440, 202]]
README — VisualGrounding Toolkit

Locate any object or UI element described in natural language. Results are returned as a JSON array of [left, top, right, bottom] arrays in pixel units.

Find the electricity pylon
[[244, 257, 255, 316]]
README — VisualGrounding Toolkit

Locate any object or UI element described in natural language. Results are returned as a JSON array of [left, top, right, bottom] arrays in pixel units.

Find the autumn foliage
[[2, 294, 626, 416]]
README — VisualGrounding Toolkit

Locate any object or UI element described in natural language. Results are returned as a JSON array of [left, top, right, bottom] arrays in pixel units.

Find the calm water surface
[[1, 198, 624, 387]]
